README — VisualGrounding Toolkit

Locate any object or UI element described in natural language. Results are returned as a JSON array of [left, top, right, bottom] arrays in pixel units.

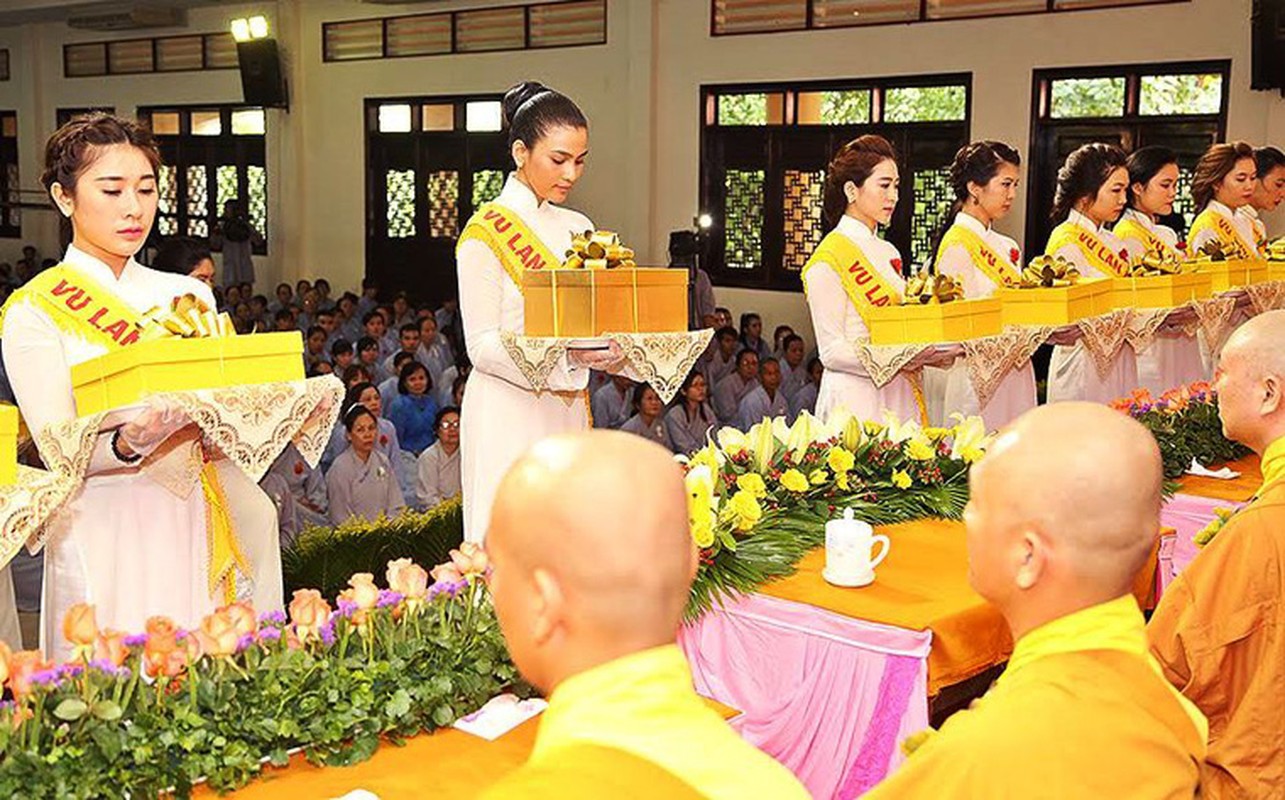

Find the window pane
[[422, 104, 455, 131], [191, 110, 222, 136], [149, 111, 180, 136], [247, 165, 267, 237], [157, 215, 177, 236], [926, 0, 1044, 18], [379, 104, 413, 134], [386, 14, 451, 57], [813, 0, 918, 27], [216, 164, 239, 217], [455, 7, 525, 53], [1139, 73, 1223, 116], [428, 170, 460, 238], [65, 43, 107, 77], [911, 167, 954, 267], [465, 101, 502, 132], [186, 164, 209, 238], [472, 169, 505, 208], [231, 108, 266, 135], [156, 36, 203, 71], [717, 93, 785, 125], [107, 40, 153, 74], [783, 169, 825, 271], [1049, 77, 1125, 118], [1, 116, 15, 138], [0, 50, 9, 82], [386, 169, 417, 238], [884, 85, 967, 122], [712, 0, 806, 34], [157, 164, 176, 216], [798, 90, 871, 125], [324, 20, 383, 61], [724, 169, 765, 269], [530, 0, 607, 48], [204, 33, 238, 69]]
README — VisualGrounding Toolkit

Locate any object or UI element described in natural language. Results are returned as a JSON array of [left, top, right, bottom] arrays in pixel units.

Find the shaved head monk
[[867, 403, 1205, 799], [1150, 309, 1285, 798], [480, 431, 808, 800]]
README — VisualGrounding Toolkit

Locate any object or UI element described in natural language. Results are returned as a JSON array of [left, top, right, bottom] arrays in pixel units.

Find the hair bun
[[502, 81, 548, 127]]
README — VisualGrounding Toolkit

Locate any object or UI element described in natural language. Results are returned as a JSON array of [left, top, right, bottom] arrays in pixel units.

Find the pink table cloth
[[1158, 493, 1247, 595], [680, 593, 932, 799]]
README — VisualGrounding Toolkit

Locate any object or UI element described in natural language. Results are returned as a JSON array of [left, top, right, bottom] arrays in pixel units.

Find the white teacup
[[823, 508, 890, 587]]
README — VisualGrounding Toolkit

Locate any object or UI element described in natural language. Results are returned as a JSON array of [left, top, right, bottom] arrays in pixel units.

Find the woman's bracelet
[[111, 429, 143, 464]]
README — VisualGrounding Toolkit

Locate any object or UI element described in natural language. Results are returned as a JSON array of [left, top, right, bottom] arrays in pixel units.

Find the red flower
[[1009, 248, 1020, 264], [1176, 240, 1187, 251], [890, 258, 903, 274], [379, 435, 389, 446], [293, 461, 304, 476], [1119, 249, 1130, 261]]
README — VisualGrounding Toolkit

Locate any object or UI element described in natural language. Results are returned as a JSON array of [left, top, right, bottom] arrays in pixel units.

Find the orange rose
[[224, 602, 257, 639], [146, 616, 180, 643], [62, 602, 99, 651], [288, 589, 331, 642], [197, 608, 241, 657], [345, 573, 380, 610], [430, 562, 464, 586], [386, 558, 429, 602], [94, 629, 128, 667], [449, 543, 489, 577], [8, 650, 52, 699]]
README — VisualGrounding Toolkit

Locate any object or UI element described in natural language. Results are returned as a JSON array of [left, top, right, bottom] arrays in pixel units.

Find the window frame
[[701, 73, 972, 291], [63, 32, 237, 78], [0, 111, 19, 239]]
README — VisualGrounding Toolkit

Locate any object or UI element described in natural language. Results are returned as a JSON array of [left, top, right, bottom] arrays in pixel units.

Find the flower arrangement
[[1194, 506, 1238, 548], [1110, 382, 1251, 480], [0, 545, 524, 799], [682, 409, 990, 619]]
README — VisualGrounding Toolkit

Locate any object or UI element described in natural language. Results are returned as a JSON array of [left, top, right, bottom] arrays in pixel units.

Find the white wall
[[1, 0, 1282, 350]]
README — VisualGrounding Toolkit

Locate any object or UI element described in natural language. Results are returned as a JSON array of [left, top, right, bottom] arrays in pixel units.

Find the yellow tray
[[1199, 258, 1269, 293], [866, 298, 1002, 345], [523, 268, 688, 338], [1266, 262, 1285, 283], [1111, 273, 1211, 309], [997, 279, 1112, 327], [0, 405, 16, 486], [71, 332, 304, 417]]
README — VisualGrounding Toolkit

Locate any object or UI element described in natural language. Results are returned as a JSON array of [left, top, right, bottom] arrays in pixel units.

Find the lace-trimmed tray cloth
[[500, 329, 714, 404], [0, 465, 78, 568]]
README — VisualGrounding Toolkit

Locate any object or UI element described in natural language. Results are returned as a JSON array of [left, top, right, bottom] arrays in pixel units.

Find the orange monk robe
[[1149, 435, 1285, 799], [866, 596, 1205, 800], [482, 743, 704, 799]]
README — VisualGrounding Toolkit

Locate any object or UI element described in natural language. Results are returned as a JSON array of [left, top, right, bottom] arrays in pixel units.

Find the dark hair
[[631, 381, 660, 414], [306, 325, 326, 340], [398, 360, 431, 395], [275, 282, 291, 294], [679, 370, 712, 424], [1124, 146, 1178, 210], [715, 326, 738, 342], [782, 333, 804, 350], [250, 294, 267, 307], [452, 373, 468, 399], [502, 81, 588, 151], [342, 364, 371, 386], [356, 335, 379, 354], [759, 356, 780, 371], [1050, 142, 1129, 222], [392, 350, 416, 369], [315, 278, 330, 291], [823, 134, 898, 229], [317, 308, 335, 319], [435, 405, 460, 430], [273, 308, 293, 323], [362, 310, 383, 326], [343, 381, 378, 418], [930, 141, 1021, 259], [399, 322, 419, 336], [739, 313, 761, 337], [342, 404, 375, 432], [331, 338, 353, 358], [736, 348, 758, 368], [772, 324, 793, 342], [42, 112, 161, 195], [806, 356, 822, 373], [419, 315, 438, 330], [1255, 146, 1285, 180], [152, 236, 212, 276], [1192, 141, 1256, 210]]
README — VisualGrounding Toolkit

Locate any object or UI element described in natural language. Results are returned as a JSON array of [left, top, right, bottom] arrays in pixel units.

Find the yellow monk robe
[[867, 596, 1206, 799], [481, 743, 703, 799], [1149, 435, 1285, 799], [482, 645, 809, 800]]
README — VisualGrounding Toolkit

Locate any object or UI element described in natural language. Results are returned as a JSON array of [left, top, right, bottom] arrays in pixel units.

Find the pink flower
[[344, 573, 381, 611], [449, 542, 489, 577], [430, 562, 464, 586], [386, 558, 429, 602]]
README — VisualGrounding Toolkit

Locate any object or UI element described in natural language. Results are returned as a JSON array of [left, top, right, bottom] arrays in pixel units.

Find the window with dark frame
[[64, 32, 236, 78], [710, 0, 1190, 35], [0, 112, 18, 239], [323, 0, 606, 63], [0, 50, 10, 82], [701, 75, 971, 292], [364, 95, 512, 306], [1025, 60, 1229, 256], [138, 106, 268, 255]]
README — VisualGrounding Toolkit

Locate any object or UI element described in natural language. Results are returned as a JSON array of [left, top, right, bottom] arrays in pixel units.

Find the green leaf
[[52, 698, 88, 722], [384, 689, 411, 718], [90, 700, 123, 721], [431, 704, 455, 727]]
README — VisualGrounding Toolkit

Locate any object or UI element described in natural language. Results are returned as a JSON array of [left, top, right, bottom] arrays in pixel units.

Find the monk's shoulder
[[480, 744, 702, 800]]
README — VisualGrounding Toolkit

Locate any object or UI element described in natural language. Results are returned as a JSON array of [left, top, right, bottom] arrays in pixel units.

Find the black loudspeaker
[[237, 39, 288, 109], [1252, 0, 1285, 94]]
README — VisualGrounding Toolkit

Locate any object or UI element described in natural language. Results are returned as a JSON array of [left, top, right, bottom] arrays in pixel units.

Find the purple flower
[[56, 664, 84, 680], [318, 622, 336, 647], [258, 610, 287, 626], [123, 634, 148, 648], [29, 669, 61, 688], [88, 659, 117, 674], [257, 627, 282, 644], [376, 590, 403, 609], [336, 598, 359, 618], [175, 630, 189, 642], [0, 701, 13, 712], [236, 633, 255, 653], [428, 580, 467, 600]]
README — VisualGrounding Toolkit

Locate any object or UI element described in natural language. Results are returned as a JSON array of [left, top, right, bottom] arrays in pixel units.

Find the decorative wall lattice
[[4, 163, 18, 231], [724, 169, 765, 269], [782, 169, 825, 271], [472, 170, 505, 209], [185, 165, 208, 238], [1174, 167, 1196, 231], [386, 169, 417, 239], [911, 167, 953, 269], [247, 165, 267, 237], [428, 170, 460, 238], [216, 164, 238, 215]]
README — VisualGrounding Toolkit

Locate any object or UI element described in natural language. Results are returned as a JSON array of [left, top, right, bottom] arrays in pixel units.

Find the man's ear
[[531, 567, 563, 646]]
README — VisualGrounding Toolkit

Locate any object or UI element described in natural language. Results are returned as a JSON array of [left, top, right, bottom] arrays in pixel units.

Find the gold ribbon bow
[[563, 230, 637, 271], [137, 294, 236, 341]]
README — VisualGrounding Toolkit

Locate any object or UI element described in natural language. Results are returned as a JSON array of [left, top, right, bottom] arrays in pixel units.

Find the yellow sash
[[457, 202, 562, 291], [1187, 208, 1258, 259], [936, 225, 1021, 288], [1046, 222, 1132, 277], [801, 229, 902, 323], [1113, 216, 1180, 262], [0, 263, 145, 347]]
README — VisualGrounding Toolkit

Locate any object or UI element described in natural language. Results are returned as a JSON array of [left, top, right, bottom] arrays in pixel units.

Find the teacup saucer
[[822, 568, 875, 588]]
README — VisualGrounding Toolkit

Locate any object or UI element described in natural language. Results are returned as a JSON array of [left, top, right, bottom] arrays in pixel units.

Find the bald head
[[967, 403, 1161, 635], [487, 431, 694, 692], [1217, 310, 1285, 453]]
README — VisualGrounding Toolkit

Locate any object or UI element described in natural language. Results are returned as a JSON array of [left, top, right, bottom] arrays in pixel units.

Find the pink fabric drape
[[1158, 493, 1247, 595], [680, 593, 932, 799]]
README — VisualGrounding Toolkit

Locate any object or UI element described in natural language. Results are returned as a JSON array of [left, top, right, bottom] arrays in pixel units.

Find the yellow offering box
[[522, 268, 688, 338], [866, 298, 1002, 346], [997, 279, 1113, 327], [0, 405, 16, 486], [1268, 262, 1285, 283], [1111, 273, 1211, 309], [1200, 258, 1269, 293], [71, 332, 305, 417]]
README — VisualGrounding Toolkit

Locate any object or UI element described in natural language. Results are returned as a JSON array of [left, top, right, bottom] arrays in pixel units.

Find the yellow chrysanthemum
[[685, 465, 718, 548], [924, 426, 951, 442], [780, 468, 809, 493], [809, 468, 830, 486], [827, 446, 856, 474], [723, 489, 763, 532], [905, 436, 935, 461], [892, 469, 912, 489], [736, 472, 768, 499], [863, 420, 883, 436], [836, 472, 849, 491]]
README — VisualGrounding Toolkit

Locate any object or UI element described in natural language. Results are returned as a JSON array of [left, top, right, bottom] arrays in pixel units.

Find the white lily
[[882, 410, 922, 444], [717, 426, 749, 457], [747, 419, 778, 474], [949, 413, 991, 463], [783, 412, 820, 460]]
